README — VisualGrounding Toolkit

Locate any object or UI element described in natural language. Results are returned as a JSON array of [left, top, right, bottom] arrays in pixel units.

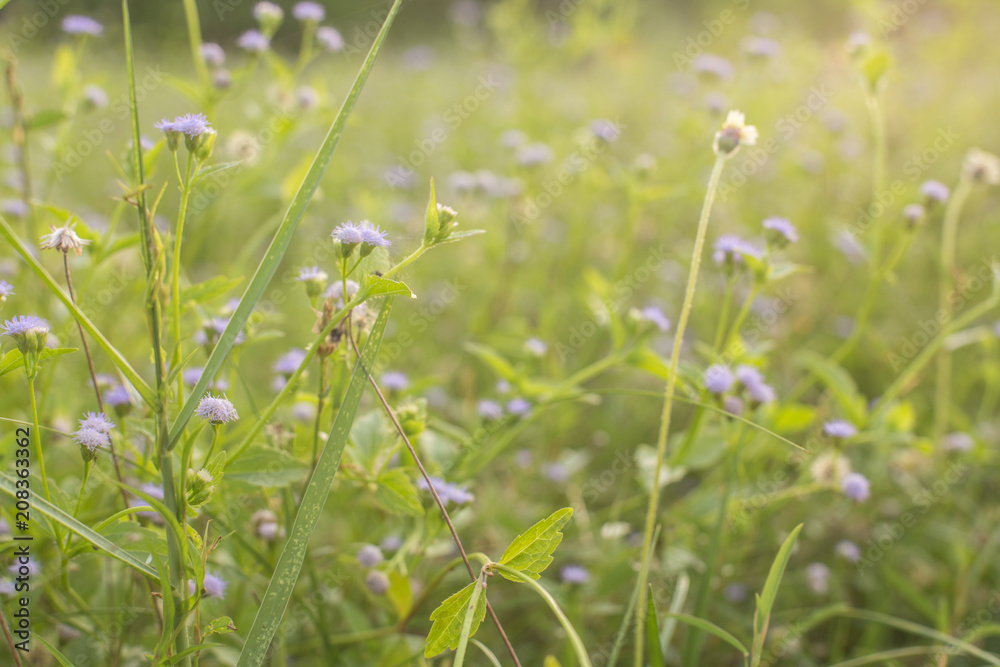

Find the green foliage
[[497, 507, 574, 581]]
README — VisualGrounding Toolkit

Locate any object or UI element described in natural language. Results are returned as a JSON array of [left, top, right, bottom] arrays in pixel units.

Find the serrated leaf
[[375, 468, 423, 516], [364, 274, 415, 299], [203, 616, 237, 636], [424, 581, 487, 657], [498, 507, 573, 581]]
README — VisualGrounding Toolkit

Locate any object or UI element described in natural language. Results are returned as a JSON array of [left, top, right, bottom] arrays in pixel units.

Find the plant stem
[[635, 154, 727, 664], [74, 460, 92, 517], [934, 177, 973, 440], [172, 154, 197, 406], [311, 356, 327, 464], [489, 563, 593, 667], [26, 377, 51, 502], [454, 573, 487, 667], [181, 0, 210, 86]]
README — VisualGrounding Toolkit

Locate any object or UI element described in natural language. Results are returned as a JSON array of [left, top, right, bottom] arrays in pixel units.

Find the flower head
[[201, 43, 226, 67], [317, 26, 345, 52], [237, 29, 270, 53], [942, 432, 974, 452], [78, 411, 115, 434], [713, 235, 761, 271], [195, 394, 239, 425], [590, 119, 621, 142], [524, 338, 548, 356], [477, 399, 503, 420], [714, 110, 758, 155], [359, 221, 391, 248], [73, 427, 110, 453], [104, 385, 133, 408], [902, 203, 926, 227], [252, 509, 284, 541], [836, 541, 861, 563], [155, 113, 212, 137], [692, 53, 734, 80], [963, 148, 1000, 185], [704, 365, 735, 395], [806, 563, 830, 594], [62, 15, 103, 36], [203, 572, 227, 599], [296, 266, 328, 297], [560, 565, 590, 584], [292, 1, 325, 22], [639, 306, 671, 333], [40, 221, 90, 255], [0, 280, 13, 300], [417, 476, 474, 506], [743, 36, 782, 59], [762, 217, 798, 247], [841, 472, 870, 501], [366, 570, 390, 595], [357, 544, 384, 568], [516, 143, 553, 167], [810, 452, 851, 484], [823, 419, 857, 440], [381, 371, 409, 391], [1, 315, 49, 351], [83, 85, 108, 110], [920, 180, 949, 205], [273, 349, 306, 377], [253, 1, 284, 24], [506, 397, 532, 417]]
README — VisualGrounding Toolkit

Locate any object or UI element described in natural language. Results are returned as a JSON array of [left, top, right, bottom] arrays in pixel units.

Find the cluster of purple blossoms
[[920, 179, 950, 205], [560, 565, 590, 584], [331, 221, 391, 258], [762, 217, 798, 247], [417, 476, 474, 506], [713, 235, 762, 270], [317, 26, 345, 52], [189, 573, 227, 600], [506, 397, 532, 417], [0, 279, 13, 301], [477, 399, 503, 421], [273, 349, 307, 378], [104, 385, 133, 411], [381, 371, 409, 391], [293, 1, 325, 22], [357, 545, 384, 569], [195, 394, 239, 425], [237, 30, 270, 53], [62, 15, 103, 36], [638, 306, 671, 333], [692, 53, 734, 80], [841, 472, 870, 501], [154, 113, 213, 137], [823, 419, 857, 440], [73, 411, 115, 453]]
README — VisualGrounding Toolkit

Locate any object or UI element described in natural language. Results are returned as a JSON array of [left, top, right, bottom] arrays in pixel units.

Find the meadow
[[1, 0, 1000, 664]]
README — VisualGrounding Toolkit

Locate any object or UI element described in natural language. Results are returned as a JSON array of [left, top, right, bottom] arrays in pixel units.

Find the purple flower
[[477, 400, 502, 420], [8, 558, 39, 576], [83, 85, 108, 109], [942, 432, 974, 452], [806, 563, 830, 594], [359, 221, 391, 248], [1, 315, 49, 337], [155, 113, 213, 137], [692, 53, 733, 80], [62, 15, 103, 36], [417, 476, 474, 506], [713, 235, 761, 267], [506, 397, 532, 417], [202, 572, 227, 599], [763, 217, 798, 245], [332, 221, 364, 245], [317, 26, 345, 52], [902, 203, 926, 225], [0, 200, 28, 218], [560, 565, 590, 584], [195, 394, 239, 425], [381, 371, 409, 391], [742, 36, 782, 58], [237, 29, 270, 53], [704, 365, 735, 394], [823, 419, 857, 440], [292, 1, 325, 22], [357, 544, 384, 568], [366, 570, 390, 595], [78, 411, 115, 434], [525, 337, 548, 356], [381, 535, 403, 551], [723, 395, 744, 416], [746, 381, 776, 405], [836, 541, 861, 563], [73, 427, 110, 453], [516, 143, 553, 167], [273, 349, 307, 376], [0, 280, 13, 298], [201, 43, 226, 67], [297, 266, 327, 282], [544, 462, 568, 483], [104, 385, 132, 408], [253, 1, 283, 22], [734, 365, 764, 388], [590, 119, 621, 142], [920, 180, 950, 205], [841, 472, 870, 501], [639, 306, 671, 333]]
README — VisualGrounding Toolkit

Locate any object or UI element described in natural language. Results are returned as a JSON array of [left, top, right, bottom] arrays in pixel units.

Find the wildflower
[[357, 544, 384, 568], [1, 316, 49, 375], [806, 563, 830, 594], [734, 365, 764, 388], [273, 349, 306, 377], [724, 583, 747, 602], [197, 572, 227, 600], [712, 235, 761, 272], [763, 217, 798, 248], [846, 31, 872, 56], [297, 266, 328, 297], [252, 509, 284, 541], [920, 180, 949, 206], [516, 143, 554, 167], [544, 462, 568, 483], [78, 411, 115, 434], [104, 385, 133, 415], [810, 452, 850, 484], [317, 26, 345, 52], [365, 570, 390, 595], [506, 397, 532, 417], [501, 129, 527, 148], [326, 279, 360, 307], [560, 565, 590, 584], [40, 221, 90, 255], [942, 432, 974, 452], [237, 29, 270, 53], [704, 365, 735, 394], [477, 399, 502, 420], [746, 381, 776, 405], [902, 203, 926, 228], [292, 1, 325, 22], [201, 43, 226, 67], [292, 402, 315, 422], [823, 419, 857, 440], [73, 427, 109, 453], [195, 394, 239, 425], [0, 200, 28, 218], [638, 306, 671, 333], [8, 559, 39, 576], [742, 36, 782, 59], [714, 110, 758, 156], [590, 119, 621, 143], [0, 280, 13, 307], [836, 541, 861, 563], [156, 112, 212, 137], [253, 1, 284, 30], [82, 84, 108, 110], [692, 53, 734, 80], [297, 86, 319, 110], [841, 472, 870, 501], [358, 221, 391, 255], [525, 338, 548, 356], [449, 170, 478, 193], [62, 15, 103, 36], [381, 371, 409, 391], [417, 476, 474, 506], [723, 395, 744, 417], [0, 580, 14, 596], [331, 221, 365, 257], [963, 148, 1000, 185]]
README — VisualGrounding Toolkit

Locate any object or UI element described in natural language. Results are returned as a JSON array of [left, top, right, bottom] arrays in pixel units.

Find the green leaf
[[375, 468, 424, 516], [180, 275, 244, 308], [387, 571, 412, 619], [26, 109, 67, 131], [796, 351, 867, 425], [498, 507, 573, 581], [454, 575, 487, 667], [463, 342, 518, 381], [751, 524, 803, 667], [646, 589, 664, 667], [203, 616, 238, 637], [424, 581, 488, 658], [167, 0, 406, 451], [433, 229, 486, 245], [423, 177, 440, 243], [237, 298, 393, 665], [0, 474, 158, 580], [862, 50, 891, 91], [662, 613, 749, 658], [192, 161, 243, 186], [364, 274, 415, 299], [224, 446, 309, 487], [35, 634, 76, 667]]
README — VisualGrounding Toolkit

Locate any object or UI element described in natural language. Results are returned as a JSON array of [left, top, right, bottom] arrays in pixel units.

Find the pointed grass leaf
[[662, 613, 749, 659], [751, 523, 803, 667], [424, 581, 488, 658], [167, 0, 406, 451], [646, 588, 664, 667], [497, 507, 573, 581], [237, 299, 393, 666]]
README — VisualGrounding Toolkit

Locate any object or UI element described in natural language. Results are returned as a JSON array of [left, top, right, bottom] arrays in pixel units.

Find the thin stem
[[311, 356, 327, 464], [712, 278, 735, 352], [26, 377, 51, 502], [0, 607, 25, 667], [721, 282, 759, 354], [934, 177, 974, 440], [346, 330, 522, 667], [489, 563, 593, 667], [172, 154, 197, 406], [180, 0, 210, 86], [635, 154, 727, 664], [454, 573, 486, 667], [73, 461, 92, 517]]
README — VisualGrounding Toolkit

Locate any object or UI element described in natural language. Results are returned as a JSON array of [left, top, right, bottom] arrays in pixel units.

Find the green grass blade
[[35, 634, 76, 667], [0, 214, 156, 407], [471, 640, 502, 667], [646, 588, 664, 667], [166, 0, 405, 451], [0, 474, 158, 580], [606, 525, 659, 667], [236, 299, 393, 666], [836, 608, 1000, 664], [825, 646, 949, 667], [662, 613, 749, 658], [751, 523, 803, 667]]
